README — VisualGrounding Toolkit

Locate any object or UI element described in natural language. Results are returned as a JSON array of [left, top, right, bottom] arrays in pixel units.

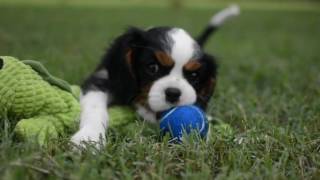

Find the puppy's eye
[[186, 71, 200, 83], [191, 72, 198, 78], [146, 63, 159, 75]]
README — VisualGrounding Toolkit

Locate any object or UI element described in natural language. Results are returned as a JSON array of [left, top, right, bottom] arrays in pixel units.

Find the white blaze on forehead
[[168, 28, 197, 75]]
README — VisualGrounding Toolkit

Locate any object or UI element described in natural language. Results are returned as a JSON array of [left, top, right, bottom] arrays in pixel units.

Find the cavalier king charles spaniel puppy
[[71, 5, 240, 148]]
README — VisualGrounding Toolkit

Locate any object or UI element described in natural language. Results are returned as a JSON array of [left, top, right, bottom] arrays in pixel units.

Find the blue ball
[[160, 105, 209, 143]]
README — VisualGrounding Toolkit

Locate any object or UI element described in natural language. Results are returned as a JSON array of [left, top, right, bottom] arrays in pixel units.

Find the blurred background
[[0, 0, 319, 83]]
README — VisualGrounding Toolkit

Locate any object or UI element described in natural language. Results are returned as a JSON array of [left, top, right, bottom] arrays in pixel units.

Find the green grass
[[1, 2, 320, 179]]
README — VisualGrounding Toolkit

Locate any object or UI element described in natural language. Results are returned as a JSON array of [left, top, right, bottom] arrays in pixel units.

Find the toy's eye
[[0, 58, 3, 70], [146, 63, 159, 75]]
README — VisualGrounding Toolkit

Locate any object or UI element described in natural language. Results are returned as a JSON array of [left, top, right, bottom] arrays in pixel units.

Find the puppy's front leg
[[71, 90, 108, 148]]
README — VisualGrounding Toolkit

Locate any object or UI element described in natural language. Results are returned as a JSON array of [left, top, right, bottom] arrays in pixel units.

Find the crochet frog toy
[[0, 56, 81, 145], [0, 56, 138, 146]]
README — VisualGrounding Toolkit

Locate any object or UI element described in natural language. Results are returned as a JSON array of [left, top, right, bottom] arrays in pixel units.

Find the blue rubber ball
[[160, 105, 209, 143]]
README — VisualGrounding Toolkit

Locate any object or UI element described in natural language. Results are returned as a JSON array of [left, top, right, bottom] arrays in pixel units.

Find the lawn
[[0, 1, 320, 179]]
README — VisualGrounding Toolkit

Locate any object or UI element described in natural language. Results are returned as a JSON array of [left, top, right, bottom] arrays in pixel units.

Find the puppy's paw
[[71, 127, 106, 149]]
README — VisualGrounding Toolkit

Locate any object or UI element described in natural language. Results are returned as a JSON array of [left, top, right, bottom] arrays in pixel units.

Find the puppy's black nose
[[0, 58, 3, 69], [165, 87, 181, 103]]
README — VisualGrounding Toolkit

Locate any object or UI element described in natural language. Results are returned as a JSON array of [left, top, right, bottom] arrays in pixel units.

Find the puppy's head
[[124, 27, 217, 113]]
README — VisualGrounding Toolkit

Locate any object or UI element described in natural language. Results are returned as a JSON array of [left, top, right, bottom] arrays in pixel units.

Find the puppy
[[71, 5, 240, 147]]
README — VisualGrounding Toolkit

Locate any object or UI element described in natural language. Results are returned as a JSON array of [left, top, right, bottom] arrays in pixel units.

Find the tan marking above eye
[[184, 60, 201, 71], [155, 51, 174, 67]]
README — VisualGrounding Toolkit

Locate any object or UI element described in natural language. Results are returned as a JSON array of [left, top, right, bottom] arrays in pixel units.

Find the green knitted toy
[[0, 56, 81, 145], [0, 56, 137, 145]]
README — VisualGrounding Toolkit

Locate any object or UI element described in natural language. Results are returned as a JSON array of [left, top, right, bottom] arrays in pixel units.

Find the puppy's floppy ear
[[93, 27, 147, 104], [196, 53, 218, 109], [123, 27, 147, 77]]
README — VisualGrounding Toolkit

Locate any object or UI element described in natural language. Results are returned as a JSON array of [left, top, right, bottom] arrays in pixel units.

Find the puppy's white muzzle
[[148, 75, 196, 112]]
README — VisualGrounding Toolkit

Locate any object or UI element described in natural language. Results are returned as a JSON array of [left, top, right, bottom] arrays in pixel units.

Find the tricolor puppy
[[71, 5, 240, 147]]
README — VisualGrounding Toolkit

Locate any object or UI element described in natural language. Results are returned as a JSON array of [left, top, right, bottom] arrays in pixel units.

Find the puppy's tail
[[197, 4, 240, 47]]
